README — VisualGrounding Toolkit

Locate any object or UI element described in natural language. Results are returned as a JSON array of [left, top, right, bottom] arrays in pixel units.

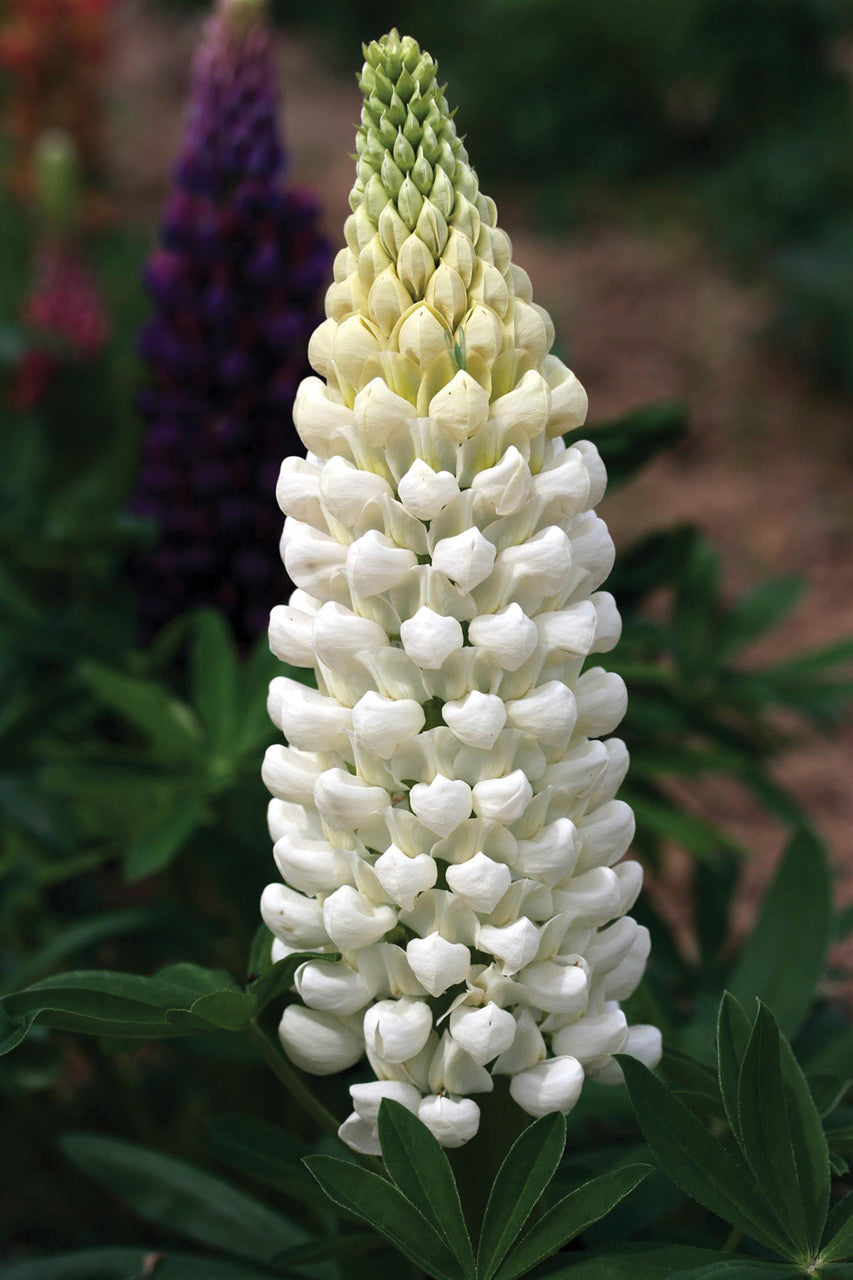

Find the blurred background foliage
[[0, 0, 851, 1273]]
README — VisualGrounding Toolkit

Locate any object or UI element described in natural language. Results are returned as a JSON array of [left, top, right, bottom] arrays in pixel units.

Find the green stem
[[246, 1019, 342, 1140], [244, 1019, 385, 1175]]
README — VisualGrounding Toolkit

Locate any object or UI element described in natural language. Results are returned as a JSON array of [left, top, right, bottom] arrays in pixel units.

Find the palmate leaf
[[79, 661, 203, 758], [821, 1195, 853, 1265], [189, 609, 239, 753], [304, 1155, 465, 1280], [205, 1115, 317, 1209], [619, 1056, 793, 1256], [669, 1263, 804, 1279], [737, 1005, 814, 1258], [377, 1099, 474, 1277], [477, 1113, 566, 1280], [492, 1164, 651, 1280], [728, 828, 832, 1037], [715, 575, 805, 661], [717, 992, 753, 1142], [541, 1245, 730, 1278], [2, 1248, 290, 1279], [0, 953, 324, 1052], [61, 1133, 310, 1266]]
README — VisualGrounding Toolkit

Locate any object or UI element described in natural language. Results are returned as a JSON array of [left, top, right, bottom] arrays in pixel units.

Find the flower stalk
[[262, 29, 661, 1152]]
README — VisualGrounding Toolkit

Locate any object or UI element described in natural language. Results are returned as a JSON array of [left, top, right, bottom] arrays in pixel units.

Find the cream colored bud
[[458, 304, 503, 364], [378, 201, 410, 257], [409, 774, 472, 836], [546, 363, 588, 436], [509, 1055, 584, 1117], [441, 227, 476, 287], [368, 267, 414, 334], [397, 236, 437, 297], [489, 370, 551, 439], [441, 691, 506, 749], [293, 377, 352, 455], [397, 458, 459, 518], [332, 314, 383, 388], [397, 302, 448, 366], [353, 376, 415, 446], [425, 262, 467, 328], [406, 932, 471, 996], [428, 370, 490, 442], [323, 885, 397, 950], [279, 1005, 363, 1075], [400, 606, 464, 668]]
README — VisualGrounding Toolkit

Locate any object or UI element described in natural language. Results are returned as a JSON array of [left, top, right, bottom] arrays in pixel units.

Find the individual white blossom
[[261, 29, 660, 1152]]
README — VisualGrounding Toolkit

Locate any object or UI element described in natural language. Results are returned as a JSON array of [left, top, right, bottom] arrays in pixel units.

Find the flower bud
[[428, 370, 490, 442], [398, 302, 448, 366], [319, 456, 392, 524], [364, 997, 433, 1062], [449, 1002, 517, 1065], [397, 459, 459, 518], [400, 606, 464, 668], [442, 691, 507, 749], [509, 1055, 584, 1117], [353, 376, 415, 446], [445, 852, 512, 913], [279, 1005, 363, 1075], [417, 1095, 480, 1147], [323, 885, 397, 950]]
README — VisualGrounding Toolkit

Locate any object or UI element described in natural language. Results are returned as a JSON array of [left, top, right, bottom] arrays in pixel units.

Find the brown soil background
[[112, 1, 853, 972]]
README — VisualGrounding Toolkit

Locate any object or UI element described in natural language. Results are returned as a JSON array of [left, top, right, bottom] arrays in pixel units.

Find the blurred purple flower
[[131, 0, 328, 646]]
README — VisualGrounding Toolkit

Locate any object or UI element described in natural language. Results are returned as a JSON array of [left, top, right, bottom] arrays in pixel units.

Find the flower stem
[[245, 1019, 385, 1175], [246, 1018, 342, 1140]]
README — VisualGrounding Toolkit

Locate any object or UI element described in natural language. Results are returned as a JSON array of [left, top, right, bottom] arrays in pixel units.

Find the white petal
[[446, 852, 512, 914], [295, 959, 372, 1015], [260, 883, 329, 949], [346, 530, 417, 597], [590, 1024, 662, 1086], [400, 606, 464, 669], [322, 886, 397, 951], [552, 1007, 629, 1063], [442, 691, 507, 748], [349, 1079, 422, 1124], [352, 692, 426, 758], [472, 770, 533, 824], [432, 527, 496, 593], [314, 769, 390, 831], [273, 835, 352, 896], [492, 1008, 547, 1075], [477, 918, 541, 975], [364, 997, 433, 1063], [417, 1095, 480, 1148], [510, 1055, 584, 1117], [406, 932, 471, 997], [398, 459, 460, 520], [471, 446, 531, 515], [469, 604, 538, 670], [278, 1005, 363, 1075], [374, 847, 437, 911], [428, 370, 490, 442], [338, 1112, 382, 1156], [517, 960, 588, 1016], [449, 1003, 517, 1065], [409, 775, 472, 837]]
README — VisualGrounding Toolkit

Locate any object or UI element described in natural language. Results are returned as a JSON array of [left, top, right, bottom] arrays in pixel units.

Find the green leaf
[[1, 1248, 287, 1279], [737, 1004, 810, 1256], [377, 1099, 474, 1278], [304, 1154, 464, 1280], [189, 609, 239, 751], [124, 798, 209, 880], [205, 1114, 316, 1207], [80, 661, 202, 757], [477, 1113, 566, 1280], [61, 1133, 309, 1265], [0, 908, 159, 993], [778, 1037, 831, 1254], [717, 992, 753, 1142], [669, 1263, 804, 1279], [728, 828, 832, 1036], [619, 1056, 792, 1255], [821, 1194, 853, 1264], [828, 1127, 853, 1157], [717, 575, 805, 660], [493, 1164, 650, 1280], [539, 1244, 727, 1279]]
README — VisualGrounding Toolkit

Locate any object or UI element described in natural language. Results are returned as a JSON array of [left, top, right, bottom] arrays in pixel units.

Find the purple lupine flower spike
[[131, 0, 329, 646]]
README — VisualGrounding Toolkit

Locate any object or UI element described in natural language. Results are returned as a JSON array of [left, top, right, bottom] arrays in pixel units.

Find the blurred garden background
[[3, 0, 853, 1268]]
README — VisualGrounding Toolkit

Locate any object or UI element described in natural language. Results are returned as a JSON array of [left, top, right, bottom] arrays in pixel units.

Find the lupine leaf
[[736, 1004, 809, 1256], [189, 608, 239, 751], [478, 1113, 567, 1280], [124, 798, 209, 880], [539, 1244, 729, 1278], [61, 1133, 308, 1264], [0, 908, 159, 994], [205, 1115, 317, 1207], [821, 1194, 853, 1264], [716, 575, 805, 660], [778, 1036, 831, 1254], [728, 828, 832, 1037], [377, 1099, 474, 1278], [717, 992, 753, 1142], [304, 1155, 464, 1280], [669, 1263, 803, 1279], [1, 1249, 288, 1279], [492, 1164, 650, 1280], [79, 661, 202, 757], [619, 1056, 792, 1255]]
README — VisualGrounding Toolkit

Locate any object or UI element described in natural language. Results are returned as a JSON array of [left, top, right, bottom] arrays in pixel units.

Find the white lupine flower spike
[[261, 28, 660, 1152]]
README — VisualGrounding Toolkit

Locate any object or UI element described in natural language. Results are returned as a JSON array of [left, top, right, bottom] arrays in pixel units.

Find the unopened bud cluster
[[262, 30, 660, 1152]]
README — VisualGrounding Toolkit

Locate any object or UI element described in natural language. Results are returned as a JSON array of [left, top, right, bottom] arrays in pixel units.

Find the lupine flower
[[131, 0, 328, 645], [262, 30, 661, 1152]]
